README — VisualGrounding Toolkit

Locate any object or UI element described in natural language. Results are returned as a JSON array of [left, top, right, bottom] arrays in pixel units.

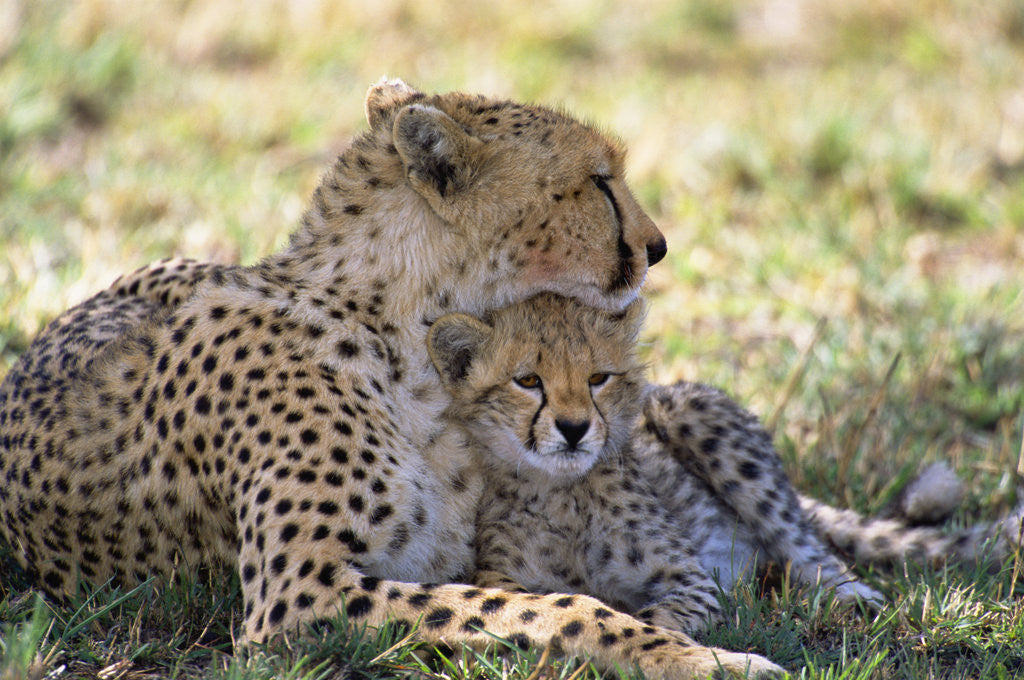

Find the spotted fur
[[0, 80, 799, 680]]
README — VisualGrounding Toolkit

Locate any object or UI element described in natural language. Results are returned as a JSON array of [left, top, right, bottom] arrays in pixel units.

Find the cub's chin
[[525, 448, 602, 482], [495, 443, 602, 484]]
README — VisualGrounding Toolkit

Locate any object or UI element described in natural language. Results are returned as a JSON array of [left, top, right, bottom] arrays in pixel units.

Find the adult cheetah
[[0, 81, 784, 678]]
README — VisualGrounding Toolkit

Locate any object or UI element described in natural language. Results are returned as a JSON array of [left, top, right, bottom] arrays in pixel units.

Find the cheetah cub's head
[[427, 293, 646, 481]]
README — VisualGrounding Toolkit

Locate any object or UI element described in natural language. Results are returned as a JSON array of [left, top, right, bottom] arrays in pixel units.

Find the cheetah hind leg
[[105, 257, 231, 311], [640, 381, 883, 608]]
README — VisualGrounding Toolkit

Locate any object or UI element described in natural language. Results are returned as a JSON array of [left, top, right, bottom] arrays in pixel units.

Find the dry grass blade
[[1017, 421, 1024, 478], [523, 644, 552, 680], [837, 352, 901, 506], [562, 659, 592, 680], [368, 626, 421, 666], [766, 318, 827, 435], [97, 659, 131, 680], [814, 387, 842, 478]]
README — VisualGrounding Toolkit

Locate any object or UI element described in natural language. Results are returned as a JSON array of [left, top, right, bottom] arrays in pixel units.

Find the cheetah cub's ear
[[393, 105, 484, 204], [427, 313, 492, 388], [364, 77, 424, 131]]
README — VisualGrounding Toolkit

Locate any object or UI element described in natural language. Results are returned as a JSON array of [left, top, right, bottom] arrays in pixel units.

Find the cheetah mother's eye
[[588, 373, 610, 386]]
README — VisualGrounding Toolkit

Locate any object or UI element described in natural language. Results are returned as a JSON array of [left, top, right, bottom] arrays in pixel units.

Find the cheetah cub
[[428, 293, 876, 643], [429, 294, 1024, 644]]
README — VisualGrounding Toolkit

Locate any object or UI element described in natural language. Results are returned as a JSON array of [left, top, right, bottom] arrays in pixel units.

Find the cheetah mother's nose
[[646, 237, 667, 266]]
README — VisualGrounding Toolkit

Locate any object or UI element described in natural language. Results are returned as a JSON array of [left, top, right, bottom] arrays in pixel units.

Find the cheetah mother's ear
[[393, 104, 483, 203], [365, 78, 424, 131], [427, 314, 492, 388]]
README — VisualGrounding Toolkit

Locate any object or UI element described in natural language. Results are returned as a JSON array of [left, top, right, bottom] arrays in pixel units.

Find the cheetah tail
[[799, 495, 1024, 570], [877, 462, 963, 525]]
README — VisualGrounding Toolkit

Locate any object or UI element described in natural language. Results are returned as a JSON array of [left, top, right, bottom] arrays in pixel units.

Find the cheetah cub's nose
[[555, 419, 590, 449]]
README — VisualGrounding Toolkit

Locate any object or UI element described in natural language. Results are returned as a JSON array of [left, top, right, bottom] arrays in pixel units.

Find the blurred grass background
[[2, 0, 1024, 677]]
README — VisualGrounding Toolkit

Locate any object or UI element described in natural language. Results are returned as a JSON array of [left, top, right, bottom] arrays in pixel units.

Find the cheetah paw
[[832, 580, 885, 610], [634, 641, 784, 680], [698, 649, 785, 679]]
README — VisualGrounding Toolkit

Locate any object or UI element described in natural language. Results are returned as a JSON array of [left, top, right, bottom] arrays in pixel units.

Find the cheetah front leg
[[627, 562, 725, 636], [243, 559, 782, 679], [640, 381, 882, 606], [476, 522, 724, 637], [236, 464, 781, 679]]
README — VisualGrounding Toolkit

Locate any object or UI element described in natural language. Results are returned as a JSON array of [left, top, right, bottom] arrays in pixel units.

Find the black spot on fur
[[317, 563, 336, 587], [424, 607, 454, 629], [738, 460, 761, 479], [641, 638, 669, 651], [268, 600, 287, 625], [509, 633, 531, 650], [347, 595, 373, 618], [337, 340, 359, 357], [480, 596, 506, 614], [462, 615, 485, 632], [561, 621, 583, 638]]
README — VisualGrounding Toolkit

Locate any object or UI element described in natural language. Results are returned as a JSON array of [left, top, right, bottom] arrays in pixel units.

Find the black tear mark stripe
[[592, 391, 607, 437], [591, 175, 622, 224], [593, 174, 634, 291], [525, 386, 548, 452]]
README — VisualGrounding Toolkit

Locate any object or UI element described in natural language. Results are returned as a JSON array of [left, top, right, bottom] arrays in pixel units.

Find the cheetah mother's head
[[351, 79, 666, 313]]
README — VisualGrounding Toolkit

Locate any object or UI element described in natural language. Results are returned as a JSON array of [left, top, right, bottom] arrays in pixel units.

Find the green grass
[[2, 0, 1024, 677]]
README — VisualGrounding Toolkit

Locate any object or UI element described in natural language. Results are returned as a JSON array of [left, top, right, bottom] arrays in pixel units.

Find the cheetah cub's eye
[[514, 374, 542, 389], [588, 373, 610, 387]]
